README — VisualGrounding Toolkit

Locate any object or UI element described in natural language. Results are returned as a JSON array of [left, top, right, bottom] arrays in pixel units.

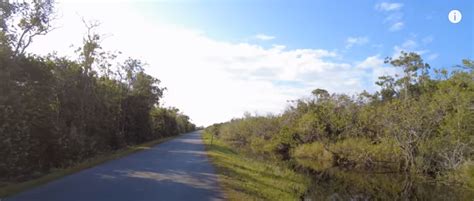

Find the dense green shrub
[[206, 54, 473, 186], [0, 0, 195, 181], [293, 142, 333, 171], [329, 137, 402, 171]]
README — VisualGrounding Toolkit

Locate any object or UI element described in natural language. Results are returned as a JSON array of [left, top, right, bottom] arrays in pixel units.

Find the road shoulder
[[0, 135, 178, 198]]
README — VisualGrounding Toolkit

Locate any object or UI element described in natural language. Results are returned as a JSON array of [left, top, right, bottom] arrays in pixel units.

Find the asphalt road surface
[[6, 131, 224, 201]]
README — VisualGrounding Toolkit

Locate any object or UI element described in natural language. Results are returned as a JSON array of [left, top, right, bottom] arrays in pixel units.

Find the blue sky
[[137, 0, 473, 68], [30, 0, 473, 126]]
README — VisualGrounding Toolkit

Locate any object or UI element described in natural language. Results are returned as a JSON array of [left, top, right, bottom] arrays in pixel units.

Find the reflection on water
[[303, 168, 474, 201]]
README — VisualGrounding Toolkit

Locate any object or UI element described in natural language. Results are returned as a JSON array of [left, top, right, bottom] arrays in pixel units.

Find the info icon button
[[448, 9, 462, 24]]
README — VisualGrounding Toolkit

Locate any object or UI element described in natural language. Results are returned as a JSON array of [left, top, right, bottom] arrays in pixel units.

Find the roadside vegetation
[[205, 52, 474, 189], [202, 132, 309, 201], [0, 0, 195, 192]]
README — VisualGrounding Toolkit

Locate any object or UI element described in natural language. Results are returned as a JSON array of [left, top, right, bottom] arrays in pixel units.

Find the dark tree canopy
[[0, 0, 195, 180]]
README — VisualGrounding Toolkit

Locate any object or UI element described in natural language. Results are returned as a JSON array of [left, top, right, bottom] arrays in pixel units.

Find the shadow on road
[[6, 131, 224, 201]]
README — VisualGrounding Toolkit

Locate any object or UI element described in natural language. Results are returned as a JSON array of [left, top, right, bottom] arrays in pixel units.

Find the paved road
[[6, 131, 224, 201]]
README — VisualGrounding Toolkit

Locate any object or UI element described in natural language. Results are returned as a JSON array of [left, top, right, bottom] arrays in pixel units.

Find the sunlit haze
[[29, 0, 473, 126]]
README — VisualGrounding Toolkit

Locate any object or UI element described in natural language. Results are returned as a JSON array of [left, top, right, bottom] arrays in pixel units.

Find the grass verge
[[0, 135, 177, 198], [202, 132, 309, 201]]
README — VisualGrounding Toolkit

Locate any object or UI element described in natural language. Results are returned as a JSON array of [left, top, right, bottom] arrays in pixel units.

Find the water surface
[[303, 169, 474, 201]]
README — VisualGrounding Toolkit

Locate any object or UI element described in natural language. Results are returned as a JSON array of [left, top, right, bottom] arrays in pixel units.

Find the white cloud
[[376, 2, 404, 31], [27, 1, 396, 126], [356, 55, 401, 91], [427, 53, 439, 60], [383, 13, 403, 23], [345, 36, 369, 49], [422, 36, 434, 44], [401, 39, 417, 49], [357, 55, 383, 69], [375, 2, 403, 12], [254, 34, 276, 41], [392, 39, 430, 58], [389, 22, 404, 31]]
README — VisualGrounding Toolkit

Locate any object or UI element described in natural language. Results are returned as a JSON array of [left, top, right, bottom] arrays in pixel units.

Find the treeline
[[206, 52, 473, 187], [0, 0, 195, 180]]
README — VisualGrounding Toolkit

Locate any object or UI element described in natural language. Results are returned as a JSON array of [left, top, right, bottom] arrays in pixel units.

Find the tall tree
[[385, 51, 430, 99]]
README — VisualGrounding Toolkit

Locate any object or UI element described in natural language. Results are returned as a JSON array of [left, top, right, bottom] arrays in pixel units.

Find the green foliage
[[1, 0, 55, 55], [384, 51, 431, 99], [0, 0, 195, 181], [207, 51, 473, 188], [292, 142, 333, 171], [329, 138, 402, 170], [202, 131, 309, 201]]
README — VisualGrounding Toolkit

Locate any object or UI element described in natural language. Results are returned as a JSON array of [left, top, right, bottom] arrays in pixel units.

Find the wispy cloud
[[254, 33, 276, 41], [345, 36, 369, 49], [422, 36, 434, 44], [427, 53, 439, 61], [401, 39, 417, 49], [376, 2, 405, 31], [383, 13, 403, 23], [375, 2, 403, 12], [392, 38, 438, 60], [389, 22, 404, 31]]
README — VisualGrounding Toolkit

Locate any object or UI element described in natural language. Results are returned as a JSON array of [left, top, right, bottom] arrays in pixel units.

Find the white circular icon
[[448, 10, 462, 24]]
